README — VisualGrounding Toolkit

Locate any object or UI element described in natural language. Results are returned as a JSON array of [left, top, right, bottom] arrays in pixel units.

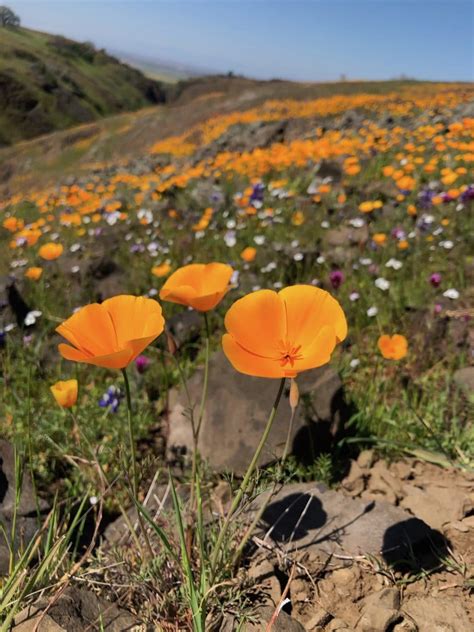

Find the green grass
[[0, 26, 166, 145]]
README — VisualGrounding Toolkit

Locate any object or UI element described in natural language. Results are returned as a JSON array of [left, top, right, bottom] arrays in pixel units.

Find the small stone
[[305, 608, 331, 630], [356, 606, 400, 632], [357, 450, 375, 469], [327, 618, 349, 631], [363, 588, 400, 610], [243, 605, 305, 631]]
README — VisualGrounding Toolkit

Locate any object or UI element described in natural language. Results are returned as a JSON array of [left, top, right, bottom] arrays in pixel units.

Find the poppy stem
[[209, 376, 286, 581], [231, 397, 297, 568], [121, 367, 154, 560], [121, 368, 138, 496], [196, 312, 210, 437], [189, 312, 210, 540]]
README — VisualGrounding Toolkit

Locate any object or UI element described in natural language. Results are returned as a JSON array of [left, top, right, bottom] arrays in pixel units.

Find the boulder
[[402, 595, 472, 632], [248, 482, 433, 560], [13, 587, 138, 631], [166, 351, 348, 474], [234, 605, 305, 632]]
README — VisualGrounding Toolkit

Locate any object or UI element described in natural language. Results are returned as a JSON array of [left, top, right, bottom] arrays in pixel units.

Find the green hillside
[[0, 26, 168, 145]]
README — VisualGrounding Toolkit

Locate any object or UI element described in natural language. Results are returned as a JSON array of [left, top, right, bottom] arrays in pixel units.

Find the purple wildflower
[[429, 272, 442, 288], [99, 385, 123, 413], [135, 354, 150, 374], [329, 270, 344, 289]]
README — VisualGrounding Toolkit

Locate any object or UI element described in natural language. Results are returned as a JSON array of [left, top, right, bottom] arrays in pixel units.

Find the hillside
[[0, 78, 473, 629], [4, 76, 468, 196], [0, 26, 168, 145]]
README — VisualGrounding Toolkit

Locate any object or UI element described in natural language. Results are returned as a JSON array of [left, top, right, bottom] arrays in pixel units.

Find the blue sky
[[7, 1, 474, 81]]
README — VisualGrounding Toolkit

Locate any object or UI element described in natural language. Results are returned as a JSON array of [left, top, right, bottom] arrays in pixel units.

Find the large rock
[[167, 351, 348, 474], [13, 586, 138, 631], [0, 439, 48, 574], [221, 606, 305, 632], [248, 482, 433, 560], [402, 595, 472, 632]]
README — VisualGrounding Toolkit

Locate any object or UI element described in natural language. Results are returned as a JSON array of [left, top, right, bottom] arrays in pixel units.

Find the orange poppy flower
[[373, 233, 387, 245], [152, 262, 172, 278], [57, 295, 165, 369], [377, 334, 408, 360], [160, 262, 233, 312], [25, 267, 43, 281], [39, 242, 63, 260], [50, 379, 78, 408], [240, 247, 257, 262], [222, 285, 347, 378]]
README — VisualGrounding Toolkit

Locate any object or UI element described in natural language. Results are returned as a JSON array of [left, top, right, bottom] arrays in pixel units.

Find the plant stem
[[121, 368, 154, 560], [231, 402, 296, 567], [189, 312, 210, 537], [196, 312, 210, 438], [209, 377, 286, 580], [121, 368, 138, 497]]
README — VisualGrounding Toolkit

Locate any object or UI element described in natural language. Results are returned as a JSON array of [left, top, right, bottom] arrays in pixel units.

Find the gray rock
[[248, 482, 432, 559], [166, 309, 202, 348], [13, 586, 139, 632], [166, 351, 348, 474], [0, 440, 48, 574], [242, 606, 305, 632]]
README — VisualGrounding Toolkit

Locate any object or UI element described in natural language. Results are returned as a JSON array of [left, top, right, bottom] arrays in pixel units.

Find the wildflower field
[[0, 80, 473, 630]]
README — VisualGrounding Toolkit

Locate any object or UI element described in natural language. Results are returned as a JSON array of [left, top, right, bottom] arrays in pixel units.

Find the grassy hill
[[0, 26, 169, 145]]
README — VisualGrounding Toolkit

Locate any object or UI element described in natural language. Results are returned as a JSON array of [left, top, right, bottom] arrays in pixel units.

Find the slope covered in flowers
[[1, 80, 473, 472], [0, 78, 474, 629]]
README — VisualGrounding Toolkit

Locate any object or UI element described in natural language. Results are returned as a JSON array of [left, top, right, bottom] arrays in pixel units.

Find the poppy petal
[[222, 334, 283, 378], [224, 289, 286, 358], [102, 295, 164, 346], [292, 325, 336, 372], [279, 285, 347, 346], [56, 303, 117, 356]]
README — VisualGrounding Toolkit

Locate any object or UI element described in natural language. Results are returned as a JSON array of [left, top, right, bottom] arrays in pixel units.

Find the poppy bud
[[166, 330, 178, 355], [289, 378, 299, 411], [50, 379, 78, 408]]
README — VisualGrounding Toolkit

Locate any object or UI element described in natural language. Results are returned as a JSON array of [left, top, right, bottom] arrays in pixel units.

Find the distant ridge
[[110, 48, 211, 84], [0, 26, 169, 145]]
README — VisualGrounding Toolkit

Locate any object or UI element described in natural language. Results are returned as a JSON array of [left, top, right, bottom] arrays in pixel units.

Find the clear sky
[[6, 1, 474, 81]]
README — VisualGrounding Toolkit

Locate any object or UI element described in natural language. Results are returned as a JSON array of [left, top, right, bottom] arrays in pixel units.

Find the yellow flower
[[291, 211, 305, 226], [50, 379, 78, 408]]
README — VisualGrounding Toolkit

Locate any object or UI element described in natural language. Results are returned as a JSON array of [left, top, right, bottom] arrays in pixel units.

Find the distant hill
[[111, 49, 208, 84], [0, 26, 169, 145]]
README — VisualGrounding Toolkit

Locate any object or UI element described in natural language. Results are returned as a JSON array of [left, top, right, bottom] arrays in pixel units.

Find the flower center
[[278, 340, 303, 367]]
